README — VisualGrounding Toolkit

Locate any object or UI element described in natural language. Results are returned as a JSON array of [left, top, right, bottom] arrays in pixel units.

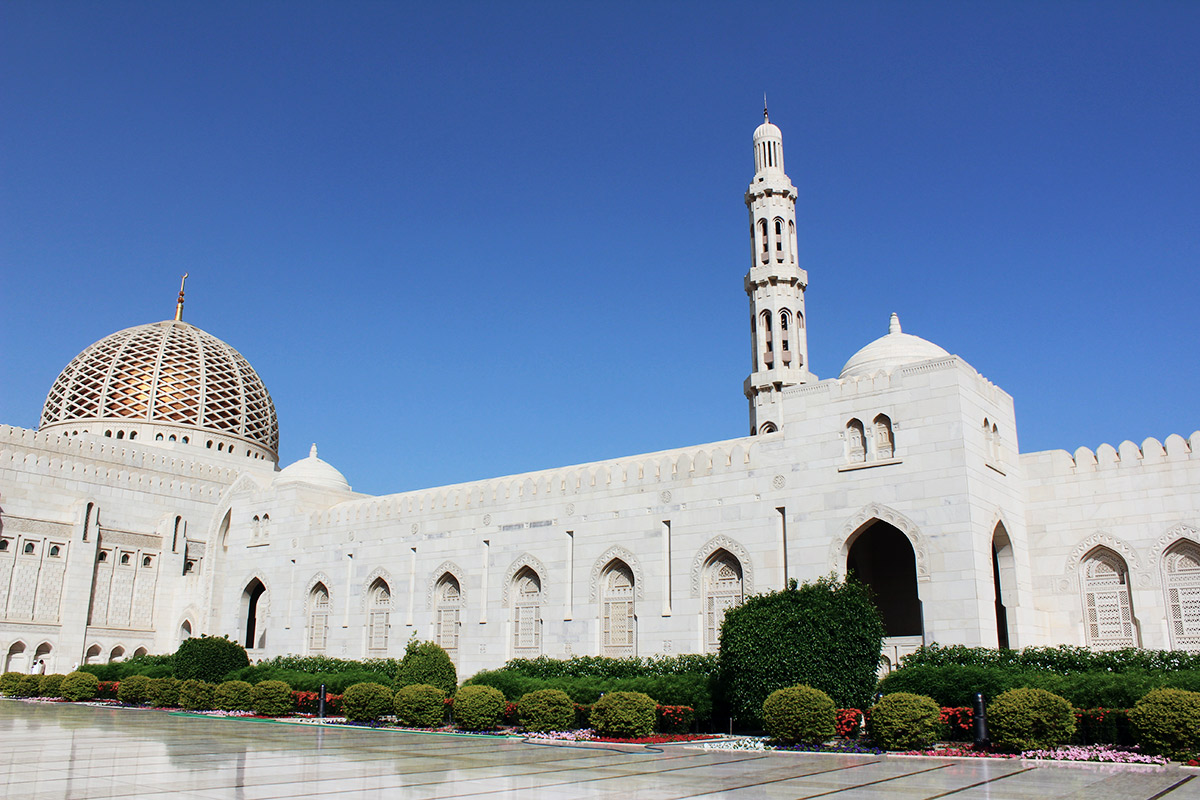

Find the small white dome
[[753, 120, 782, 141], [274, 444, 351, 492], [839, 314, 950, 379]]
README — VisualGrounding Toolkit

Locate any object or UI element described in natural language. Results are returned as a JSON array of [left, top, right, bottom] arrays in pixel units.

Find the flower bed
[[1022, 745, 1167, 765]]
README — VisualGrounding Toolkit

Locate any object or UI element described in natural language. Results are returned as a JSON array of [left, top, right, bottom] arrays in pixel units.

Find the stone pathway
[[3, 700, 1198, 799]]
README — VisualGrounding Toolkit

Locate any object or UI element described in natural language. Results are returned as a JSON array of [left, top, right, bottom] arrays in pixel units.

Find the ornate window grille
[[1164, 541, 1200, 652], [1081, 549, 1138, 649], [368, 579, 391, 652], [847, 419, 866, 463], [601, 561, 635, 658], [874, 414, 894, 460], [512, 569, 542, 656], [704, 553, 743, 653], [308, 585, 330, 652], [435, 575, 461, 659]]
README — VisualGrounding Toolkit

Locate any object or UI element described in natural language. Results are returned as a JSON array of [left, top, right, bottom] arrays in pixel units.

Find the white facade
[[3, 114, 1199, 677]]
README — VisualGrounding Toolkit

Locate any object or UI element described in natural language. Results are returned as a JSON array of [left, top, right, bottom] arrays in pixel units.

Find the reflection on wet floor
[[2, 700, 1198, 799]]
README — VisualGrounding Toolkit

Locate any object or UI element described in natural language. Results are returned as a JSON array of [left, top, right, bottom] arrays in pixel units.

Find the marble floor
[[2, 700, 1198, 799]]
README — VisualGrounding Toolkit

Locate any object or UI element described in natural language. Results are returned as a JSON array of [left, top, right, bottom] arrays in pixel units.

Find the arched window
[[5, 642, 27, 673], [84, 644, 101, 664], [109, 646, 125, 663], [846, 419, 866, 464], [49, 545, 61, 557], [23, 542, 35, 555], [874, 414, 894, 460], [179, 620, 193, 642], [601, 560, 635, 657], [0, 540, 8, 552], [129, 431, 137, 440], [758, 219, 769, 262], [368, 579, 392, 652], [512, 568, 542, 656], [703, 551, 743, 653], [779, 310, 791, 364], [1081, 548, 1138, 649], [758, 422, 778, 434], [133, 647, 147, 658], [774, 218, 784, 262], [242, 578, 266, 649], [788, 220, 797, 263], [116, 430, 124, 439], [435, 574, 462, 659], [1164, 540, 1200, 652], [761, 311, 773, 367], [308, 583, 330, 652], [992, 423, 1001, 463], [97, 550, 108, 563]]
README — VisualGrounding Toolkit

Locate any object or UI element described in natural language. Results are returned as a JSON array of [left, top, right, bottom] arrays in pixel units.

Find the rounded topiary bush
[[453, 685, 506, 731], [214, 680, 254, 711], [1128, 687, 1200, 759], [394, 683, 447, 728], [118, 674, 152, 705], [987, 687, 1076, 751], [869, 692, 942, 750], [393, 640, 457, 695], [342, 682, 395, 723], [177, 679, 214, 711], [173, 636, 250, 684], [146, 677, 181, 708], [12, 674, 41, 697], [589, 691, 657, 738], [718, 577, 884, 725], [0, 672, 24, 695], [762, 684, 836, 744], [37, 674, 65, 698], [60, 671, 99, 701], [518, 689, 576, 732], [250, 680, 294, 717]]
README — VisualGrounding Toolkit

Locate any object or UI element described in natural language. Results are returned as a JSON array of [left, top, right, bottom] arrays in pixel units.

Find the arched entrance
[[846, 521, 922, 637], [992, 523, 1016, 649], [242, 579, 266, 649]]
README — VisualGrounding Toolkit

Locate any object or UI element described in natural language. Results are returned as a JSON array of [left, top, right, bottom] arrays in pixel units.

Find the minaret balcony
[[744, 367, 812, 396], [745, 264, 808, 292]]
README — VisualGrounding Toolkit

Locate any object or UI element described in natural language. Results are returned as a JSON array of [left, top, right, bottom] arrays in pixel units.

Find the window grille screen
[[1082, 552, 1137, 648], [1166, 543, 1200, 651]]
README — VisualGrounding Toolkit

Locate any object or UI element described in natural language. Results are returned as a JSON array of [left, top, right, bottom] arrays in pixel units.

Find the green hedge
[[718, 576, 884, 724], [503, 654, 717, 679], [226, 665, 393, 694], [78, 654, 174, 682], [901, 644, 1200, 673], [878, 664, 1200, 708], [463, 671, 712, 722]]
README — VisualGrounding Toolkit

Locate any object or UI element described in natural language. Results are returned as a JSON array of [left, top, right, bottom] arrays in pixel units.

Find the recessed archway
[[242, 578, 267, 649], [846, 520, 922, 637]]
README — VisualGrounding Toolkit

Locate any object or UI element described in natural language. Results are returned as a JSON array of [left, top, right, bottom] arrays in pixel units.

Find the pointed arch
[[238, 572, 270, 650], [589, 546, 644, 600], [991, 520, 1016, 649], [1162, 535, 1200, 652], [701, 550, 744, 653], [303, 572, 334, 612], [873, 414, 895, 460], [1064, 532, 1142, 581], [599, 558, 636, 657], [306, 579, 331, 652], [830, 503, 930, 581], [359, 567, 394, 610], [501, 554, 549, 607], [1080, 546, 1139, 649], [366, 574, 393, 653], [432, 569, 464, 659], [690, 535, 755, 597], [426, 561, 466, 610], [846, 418, 866, 464], [511, 566, 543, 656]]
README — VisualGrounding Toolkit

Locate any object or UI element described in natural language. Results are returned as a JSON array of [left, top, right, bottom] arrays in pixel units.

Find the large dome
[[839, 314, 951, 379], [40, 320, 278, 459]]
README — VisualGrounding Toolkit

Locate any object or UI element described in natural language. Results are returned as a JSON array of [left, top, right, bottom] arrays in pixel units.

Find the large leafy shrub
[[37, 674, 65, 698], [868, 692, 941, 750], [1128, 688, 1200, 759], [178, 679, 214, 711], [214, 680, 254, 711], [147, 677, 181, 708], [718, 576, 883, 723], [589, 691, 657, 738], [341, 682, 395, 723], [518, 689, 575, 732], [454, 685, 506, 731], [0, 672, 24, 695], [393, 640, 456, 694], [251, 680, 294, 716], [12, 675, 40, 697], [987, 688, 1076, 751], [60, 671, 99, 701], [118, 674, 152, 705], [173, 636, 250, 683], [762, 685, 835, 745], [394, 684, 446, 728]]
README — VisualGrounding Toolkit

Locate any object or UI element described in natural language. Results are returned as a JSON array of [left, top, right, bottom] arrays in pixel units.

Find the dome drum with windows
[[39, 318, 278, 461]]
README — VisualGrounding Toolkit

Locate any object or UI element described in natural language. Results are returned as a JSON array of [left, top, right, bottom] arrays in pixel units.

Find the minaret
[[744, 106, 811, 435]]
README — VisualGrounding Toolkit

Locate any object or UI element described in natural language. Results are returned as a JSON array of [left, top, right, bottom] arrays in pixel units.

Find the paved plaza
[[2, 700, 1198, 799]]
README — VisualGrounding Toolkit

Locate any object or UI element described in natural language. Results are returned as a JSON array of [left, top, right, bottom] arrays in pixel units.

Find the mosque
[[2, 113, 1198, 677]]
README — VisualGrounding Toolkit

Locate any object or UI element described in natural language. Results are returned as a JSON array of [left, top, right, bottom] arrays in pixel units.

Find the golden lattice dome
[[39, 320, 278, 459]]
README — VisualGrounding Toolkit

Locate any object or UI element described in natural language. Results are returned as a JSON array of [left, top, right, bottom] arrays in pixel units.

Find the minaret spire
[[174, 273, 188, 321], [743, 110, 811, 435]]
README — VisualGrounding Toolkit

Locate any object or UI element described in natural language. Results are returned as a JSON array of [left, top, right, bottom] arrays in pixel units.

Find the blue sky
[[2, 2, 1197, 496]]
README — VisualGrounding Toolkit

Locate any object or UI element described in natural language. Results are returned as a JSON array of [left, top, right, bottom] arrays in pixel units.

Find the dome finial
[[174, 273, 188, 321], [310, 443, 318, 458], [763, 93, 769, 123], [889, 313, 901, 334]]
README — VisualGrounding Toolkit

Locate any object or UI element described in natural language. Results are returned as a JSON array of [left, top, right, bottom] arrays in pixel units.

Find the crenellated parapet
[[0, 424, 250, 500], [1023, 431, 1199, 478], [305, 435, 761, 529]]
